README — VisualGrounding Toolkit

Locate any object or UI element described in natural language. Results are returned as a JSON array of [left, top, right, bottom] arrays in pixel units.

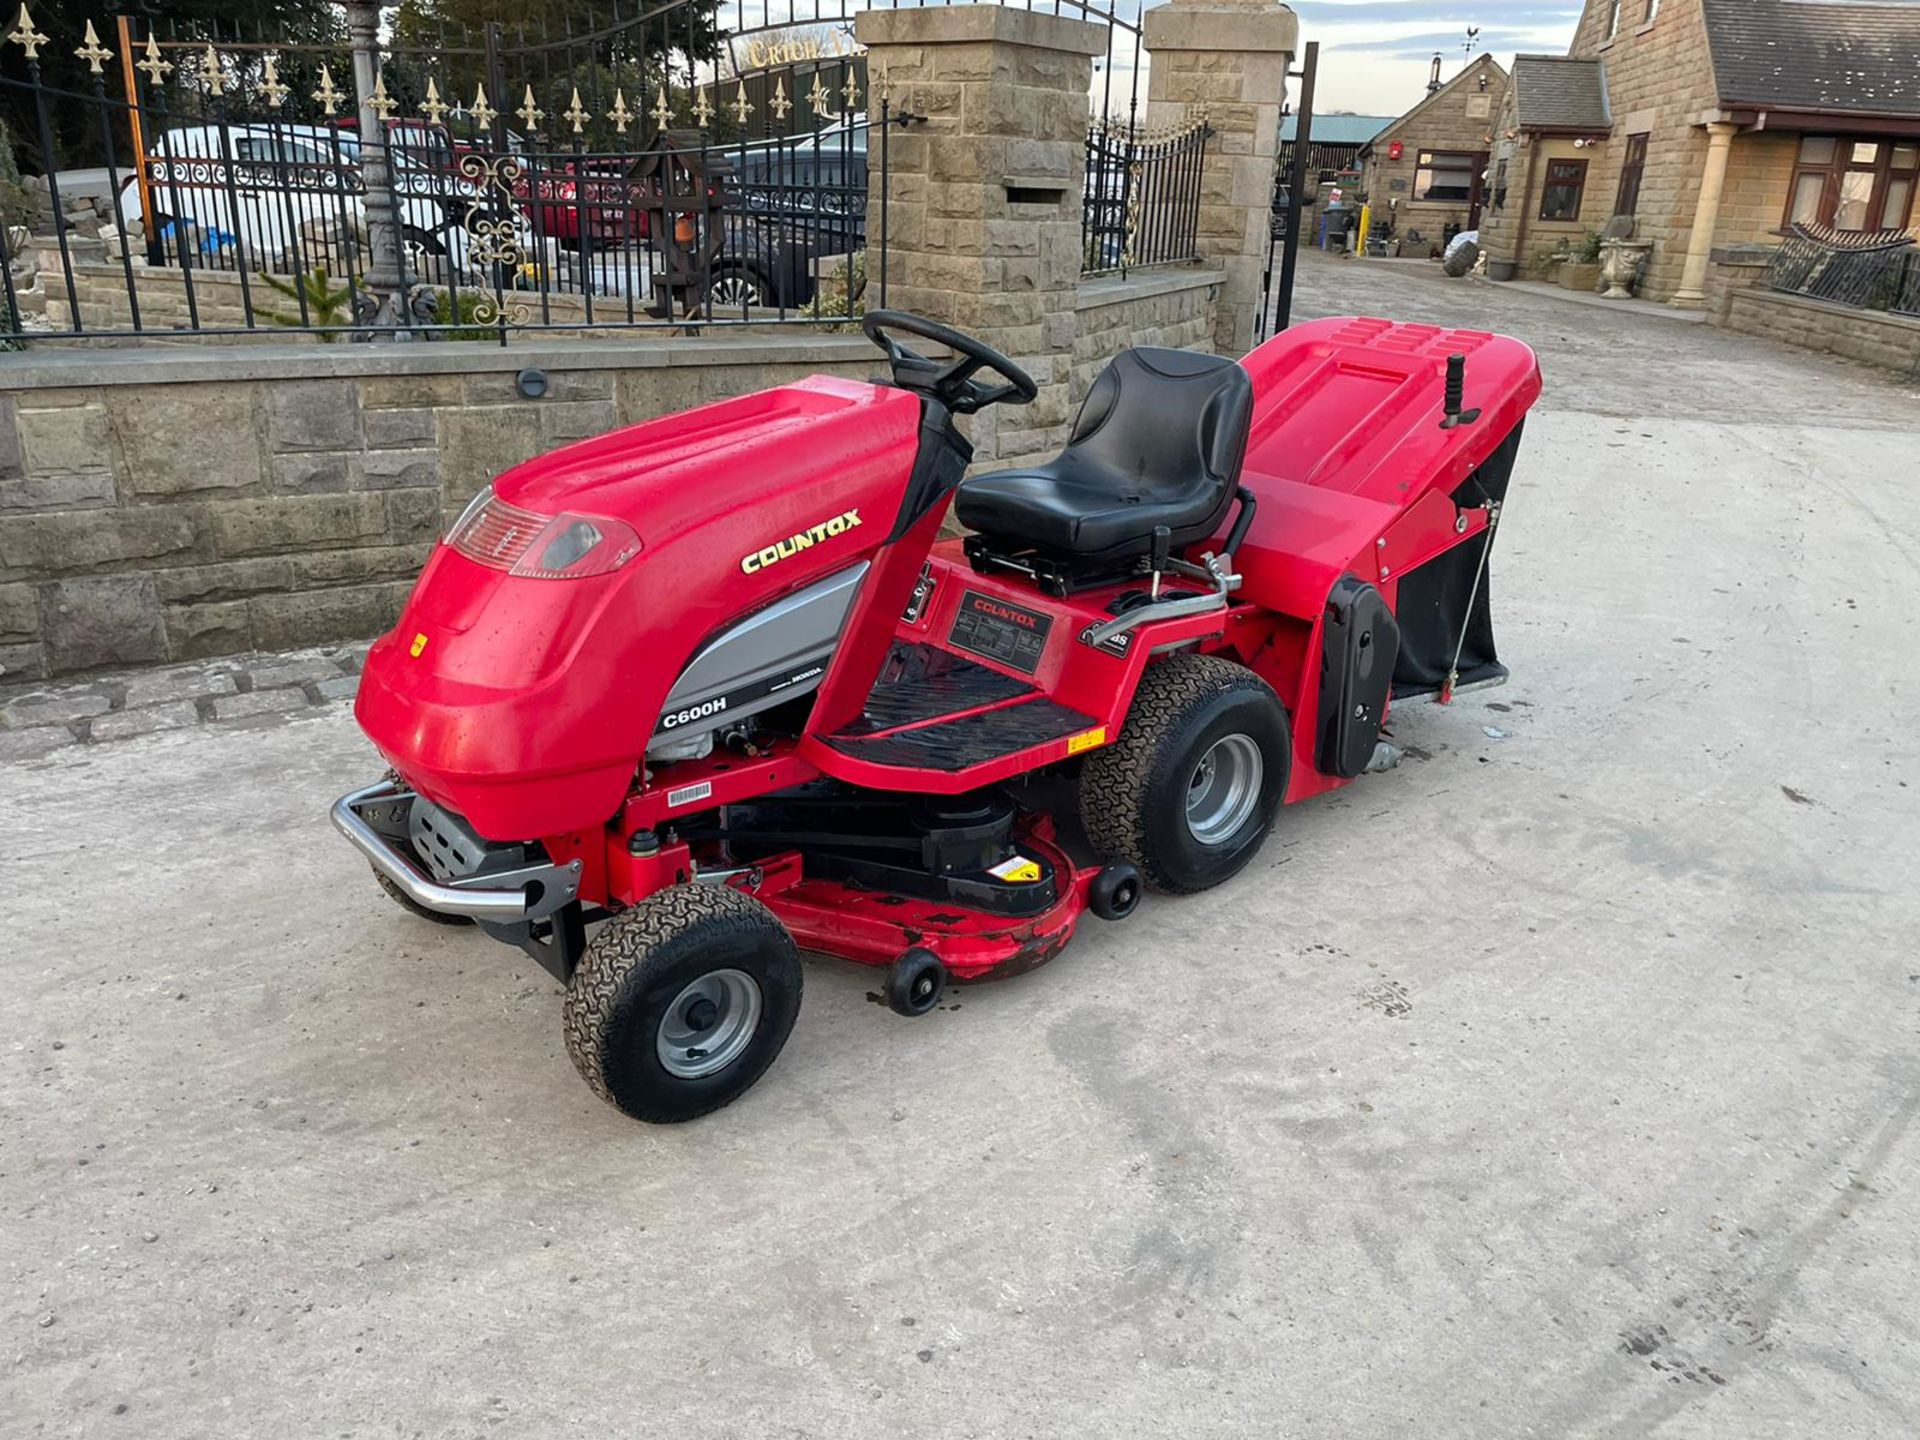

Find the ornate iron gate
[[0, 0, 901, 339]]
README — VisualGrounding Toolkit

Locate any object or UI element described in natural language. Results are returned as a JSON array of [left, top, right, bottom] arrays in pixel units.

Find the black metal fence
[[1767, 226, 1920, 319], [1082, 114, 1211, 277], [0, 3, 905, 341], [3, 0, 1165, 343]]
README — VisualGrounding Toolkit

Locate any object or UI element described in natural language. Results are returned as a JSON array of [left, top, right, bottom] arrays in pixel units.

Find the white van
[[118, 122, 488, 281]]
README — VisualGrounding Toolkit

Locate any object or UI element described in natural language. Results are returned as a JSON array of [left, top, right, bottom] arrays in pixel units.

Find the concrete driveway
[[4, 254, 1917, 1437]]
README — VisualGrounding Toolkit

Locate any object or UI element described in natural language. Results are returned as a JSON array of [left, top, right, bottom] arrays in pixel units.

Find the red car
[[373, 120, 649, 249]]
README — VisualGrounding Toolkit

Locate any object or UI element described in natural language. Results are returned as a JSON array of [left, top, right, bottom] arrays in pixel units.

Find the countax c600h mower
[[332, 311, 1542, 1122]]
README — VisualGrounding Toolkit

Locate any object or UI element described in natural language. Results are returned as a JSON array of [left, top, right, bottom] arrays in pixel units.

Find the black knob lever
[[1439, 352, 1483, 430]]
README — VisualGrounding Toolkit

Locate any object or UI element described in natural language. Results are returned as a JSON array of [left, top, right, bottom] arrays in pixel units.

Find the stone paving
[[0, 640, 367, 763]]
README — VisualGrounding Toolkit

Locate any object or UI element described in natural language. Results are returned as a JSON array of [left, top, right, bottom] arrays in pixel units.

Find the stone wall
[[0, 336, 874, 681], [1071, 267, 1218, 402], [1362, 54, 1508, 251], [0, 266, 1225, 681], [35, 262, 609, 338], [1724, 289, 1920, 380], [1702, 242, 1775, 322], [858, 6, 1104, 471], [1143, 0, 1297, 353]]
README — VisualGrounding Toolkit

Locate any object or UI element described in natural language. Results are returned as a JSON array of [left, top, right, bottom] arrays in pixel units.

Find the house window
[[1645, 0, 1661, 21], [1785, 135, 1920, 232], [1607, 0, 1623, 38], [1414, 151, 1478, 203], [1615, 133, 1649, 216], [1539, 158, 1589, 221]]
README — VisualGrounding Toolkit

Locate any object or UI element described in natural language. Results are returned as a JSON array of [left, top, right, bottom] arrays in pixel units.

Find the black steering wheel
[[861, 310, 1038, 415]]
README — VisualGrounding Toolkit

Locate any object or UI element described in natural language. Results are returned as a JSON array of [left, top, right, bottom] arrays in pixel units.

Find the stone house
[[1358, 55, 1509, 254], [1478, 0, 1920, 306]]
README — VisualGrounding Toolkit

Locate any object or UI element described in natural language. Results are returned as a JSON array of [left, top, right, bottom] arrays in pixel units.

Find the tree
[[1, 1, 347, 172], [387, 0, 723, 148]]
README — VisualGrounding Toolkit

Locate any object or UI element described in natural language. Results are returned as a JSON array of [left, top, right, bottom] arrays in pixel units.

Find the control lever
[[1439, 353, 1483, 430], [1149, 524, 1172, 600]]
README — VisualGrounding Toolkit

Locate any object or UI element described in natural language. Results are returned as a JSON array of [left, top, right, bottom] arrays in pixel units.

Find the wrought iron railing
[[1082, 114, 1211, 277], [2, 0, 1156, 341], [1767, 224, 1920, 319], [0, 2, 908, 341]]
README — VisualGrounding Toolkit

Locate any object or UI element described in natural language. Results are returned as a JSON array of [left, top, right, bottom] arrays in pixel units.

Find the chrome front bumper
[[331, 780, 580, 923]]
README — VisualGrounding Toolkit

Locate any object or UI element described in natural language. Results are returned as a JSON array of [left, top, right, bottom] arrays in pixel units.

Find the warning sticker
[[667, 780, 714, 809], [1066, 726, 1107, 755], [988, 855, 1043, 884]]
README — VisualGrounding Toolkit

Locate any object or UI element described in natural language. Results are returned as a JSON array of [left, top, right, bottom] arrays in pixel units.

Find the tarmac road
[[3, 252, 1917, 1437]]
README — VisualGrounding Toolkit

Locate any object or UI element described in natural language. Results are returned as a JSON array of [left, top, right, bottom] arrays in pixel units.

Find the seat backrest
[[1065, 348, 1253, 501]]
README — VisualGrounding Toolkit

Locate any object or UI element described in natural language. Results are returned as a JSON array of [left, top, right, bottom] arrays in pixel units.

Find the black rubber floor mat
[[823, 696, 1095, 770], [840, 641, 1036, 736]]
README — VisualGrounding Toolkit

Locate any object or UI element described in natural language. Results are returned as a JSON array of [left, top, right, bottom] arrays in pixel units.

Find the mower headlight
[[511, 515, 641, 578], [447, 485, 641, 579]]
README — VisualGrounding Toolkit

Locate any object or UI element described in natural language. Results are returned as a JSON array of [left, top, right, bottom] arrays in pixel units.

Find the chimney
[[1427, 54, 1443, 93]]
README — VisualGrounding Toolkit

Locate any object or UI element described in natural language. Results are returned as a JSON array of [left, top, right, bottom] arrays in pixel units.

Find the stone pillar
[[1143, 0, 1297, 354], [1671, 121, 1739, 310], [857, 6, 1106, 466]]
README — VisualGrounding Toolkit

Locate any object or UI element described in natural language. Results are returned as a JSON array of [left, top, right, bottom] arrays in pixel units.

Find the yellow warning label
[[989, 855, 1043, 884], [409, 632, 429, 658], [1066, 726, 1107, 755]]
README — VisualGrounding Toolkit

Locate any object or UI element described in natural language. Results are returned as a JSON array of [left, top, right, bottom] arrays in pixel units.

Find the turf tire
[[563, 885, 801, 1124], [1078, 654, 1290, 895]]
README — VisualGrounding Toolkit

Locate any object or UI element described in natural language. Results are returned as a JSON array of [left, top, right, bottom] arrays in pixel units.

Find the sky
[[1280, 2, 1584, 115]]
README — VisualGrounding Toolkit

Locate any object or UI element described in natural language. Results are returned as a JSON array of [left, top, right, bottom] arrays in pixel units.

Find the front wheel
[[563, 886, 802, 1123], [1079, 655, 1290, 895]]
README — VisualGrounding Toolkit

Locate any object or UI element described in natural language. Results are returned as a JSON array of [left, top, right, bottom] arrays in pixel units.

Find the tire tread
[[563, 885, 799, 1122], [1079, 654, 1283, 894]]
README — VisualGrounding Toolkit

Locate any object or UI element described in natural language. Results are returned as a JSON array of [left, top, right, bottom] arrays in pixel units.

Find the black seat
[[954, 347, 1253, 563]]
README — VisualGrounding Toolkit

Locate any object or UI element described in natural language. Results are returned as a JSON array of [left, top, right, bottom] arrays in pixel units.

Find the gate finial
[[311, 63, 342, 116], [74, 19, 113, 75], [260, 54, 290, 108], [564, 86, 591, 135], [469, 83, 498, 132], [135, 33, 172, 85], [5, 4, 47, 61], [517, 84, 545, 133]]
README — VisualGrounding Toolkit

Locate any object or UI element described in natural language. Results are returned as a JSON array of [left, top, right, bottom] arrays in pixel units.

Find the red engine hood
[[355, 374, 922, 840]]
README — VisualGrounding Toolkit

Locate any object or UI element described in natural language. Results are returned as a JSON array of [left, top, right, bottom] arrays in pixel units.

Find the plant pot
[[1557, 261, 1603, 293], [1488, 260, 1517, 282], [1598, 239, 1654, 298]]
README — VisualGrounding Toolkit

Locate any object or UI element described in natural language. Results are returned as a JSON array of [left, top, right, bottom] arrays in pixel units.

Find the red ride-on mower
[[333, 311, 1542, 1123]]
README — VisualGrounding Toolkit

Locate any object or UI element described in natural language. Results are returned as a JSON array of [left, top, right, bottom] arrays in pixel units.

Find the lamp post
[[345, 0, 408, 336]]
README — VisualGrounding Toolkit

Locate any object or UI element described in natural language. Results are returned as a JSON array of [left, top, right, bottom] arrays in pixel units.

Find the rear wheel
[[1079, 654, 1290, 895], [563, 885, 802, 1123]]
